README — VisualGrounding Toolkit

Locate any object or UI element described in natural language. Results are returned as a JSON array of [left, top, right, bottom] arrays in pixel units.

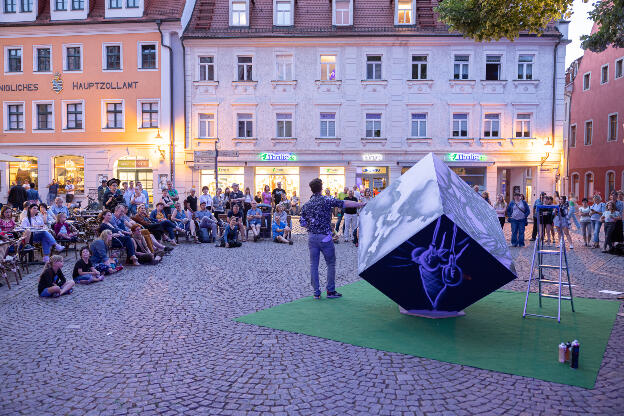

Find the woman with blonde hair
[[38, 255, 74, 298], [89, 229, 123, 275], [494, 194, 507, 228]]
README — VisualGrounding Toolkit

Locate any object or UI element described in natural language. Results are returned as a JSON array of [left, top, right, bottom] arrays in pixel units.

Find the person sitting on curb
[[272, 213, 293, 245], [216, 217, 242, 248], [72, 247, 104, 284], [227, 204, 246, 242], [38, 255, 74, 298], [90, 230, 123, 275], [131, 225, 163, 264], [246, 201, 263, 242], [195, 202, 219, 243]]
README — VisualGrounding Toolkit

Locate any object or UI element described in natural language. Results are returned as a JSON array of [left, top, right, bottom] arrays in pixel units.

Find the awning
[[0, 153, 26, 162]]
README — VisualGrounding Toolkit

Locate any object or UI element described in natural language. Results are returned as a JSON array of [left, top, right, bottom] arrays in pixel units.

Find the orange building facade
[[0, 0, 186, 204]]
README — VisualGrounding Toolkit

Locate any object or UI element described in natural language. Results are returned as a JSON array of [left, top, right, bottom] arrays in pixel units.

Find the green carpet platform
[[235, 280, 619, 389]]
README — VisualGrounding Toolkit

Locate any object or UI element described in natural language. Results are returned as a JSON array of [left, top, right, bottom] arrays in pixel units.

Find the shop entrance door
[[356, 167, 388, 194]]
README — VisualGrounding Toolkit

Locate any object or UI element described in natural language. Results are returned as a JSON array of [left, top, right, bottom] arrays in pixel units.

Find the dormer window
[[104, 0, 142, 18], [274, 0, 293, 26], [230, 0, 249, 26], [396, 0, 414, 25], [333, 0, 352, 26]]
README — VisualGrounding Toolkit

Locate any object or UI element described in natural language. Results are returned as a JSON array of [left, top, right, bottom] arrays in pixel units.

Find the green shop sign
[[446, 153, 487, 162], [258, 152, 297, 162]]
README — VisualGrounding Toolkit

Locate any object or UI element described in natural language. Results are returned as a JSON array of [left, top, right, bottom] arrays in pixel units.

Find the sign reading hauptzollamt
[[446, 153, 487, 162], [72, 81, 139, 90], [258, 152, 297, 161]]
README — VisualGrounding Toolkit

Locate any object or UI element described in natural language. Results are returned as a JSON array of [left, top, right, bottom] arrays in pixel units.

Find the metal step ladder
[[523, 204, 575, 323]]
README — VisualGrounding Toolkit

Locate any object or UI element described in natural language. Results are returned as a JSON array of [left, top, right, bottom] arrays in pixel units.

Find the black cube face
[[360, 215, 517, 312]]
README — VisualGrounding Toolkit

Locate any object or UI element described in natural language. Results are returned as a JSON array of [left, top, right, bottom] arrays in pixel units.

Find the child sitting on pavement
[[38, 255, 74, 298], [72, 247, 104, 284]]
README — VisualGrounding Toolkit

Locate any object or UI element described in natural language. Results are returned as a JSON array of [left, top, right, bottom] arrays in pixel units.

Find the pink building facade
[[566, 31, 624, 201]]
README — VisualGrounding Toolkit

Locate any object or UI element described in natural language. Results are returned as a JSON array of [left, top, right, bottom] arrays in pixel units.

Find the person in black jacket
[[38, 255, 75, 297], [8, 182, 27, 209]]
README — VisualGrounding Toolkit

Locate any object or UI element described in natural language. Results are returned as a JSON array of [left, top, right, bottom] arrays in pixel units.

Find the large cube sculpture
[[358, 153, 517, 314]]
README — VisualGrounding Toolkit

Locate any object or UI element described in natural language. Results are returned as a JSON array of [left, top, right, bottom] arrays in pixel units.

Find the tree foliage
[[435, 0, 573, 42], [580, 0, 624, 52]]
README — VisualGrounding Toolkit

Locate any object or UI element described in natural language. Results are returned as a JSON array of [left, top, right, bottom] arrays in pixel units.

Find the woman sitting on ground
[[90, 230, 123, 275], [21, 203, 65, 263], [130, 225, 163, 264], [52, 212, 78, 241], [38, 255, 74, 298], [98, 210, 140, 266], [272, 213, 293, 245], [72, 246, 103, 284]]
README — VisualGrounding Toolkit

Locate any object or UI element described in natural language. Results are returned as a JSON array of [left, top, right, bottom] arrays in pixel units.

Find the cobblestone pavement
[[0, 223, 622, 415]]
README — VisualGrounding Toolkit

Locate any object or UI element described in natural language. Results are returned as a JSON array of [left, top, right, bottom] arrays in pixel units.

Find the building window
[[106, 102, 124, 129], [237, 56, 253, 81], [4, 0, 16, 12], [569, 124, 576, 147], [127, 0, 138, 7], [365, 113, 382, 138], [276, 54, 293, 81], [54, 155, 85, 194], [7, 104, 24, 131], [366, 55, 382, 80], [320, 55, 336, 80], [140, 44, 157, 69], [584, 120, 592, 145], [56, 0, 66, 10], [517, 55, 534, 80], [199, 56, 215, 81], [601, 64, 609, 84], [7, 48, 22, 73], [66, 46, 82, 71], [198, 113, 215, 138], [66, 103, 83, 130], [606, 171, 616, 196], [20, 0, 32, 12], [571, 173, 579, 198], [485, 55, 501, 80], [36, 47, 51, 72], [36, 103, 53, 130], [397, 0, 413, 24], [411, 55, 427, 80], [109, 0, 121, 8], [608, 114, 618, 142], [583, 72, 590, 90], [320, 113, 336, 137], [237, 113, 253, 138], [231, 0, 248, 26], [8, 156, 37, 188], [275, 0, 292, 26], [140, 102, 159, 128], [454, 55, 469, 80], [483, 113, 500, 137], [105, 45, 121, 70], [411, 113, 427, 137], [334, 0, 350, 25], [452, 113, 468, 137], [515, 113, 531, 138], [616, 58, 623, 79], [276, 113, 293, 137], [71, 0, 83, 9], [585, 172, 594, 197]]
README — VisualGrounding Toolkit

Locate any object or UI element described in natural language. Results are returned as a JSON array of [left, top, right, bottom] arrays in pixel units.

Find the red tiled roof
[[184, 0, 561, 38], [1, 0, 185, 26]]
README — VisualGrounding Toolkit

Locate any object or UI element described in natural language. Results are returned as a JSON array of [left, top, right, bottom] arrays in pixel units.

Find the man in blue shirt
[[272, 213, 292, 245], [301, 178, 365, 300], [50, 197, 70, 218], [196, 202, 219, 243]]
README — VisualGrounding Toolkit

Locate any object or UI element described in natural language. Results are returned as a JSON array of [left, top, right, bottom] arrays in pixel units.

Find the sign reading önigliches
[[72, 81, 139, 90], [0, 83, 39, 91]]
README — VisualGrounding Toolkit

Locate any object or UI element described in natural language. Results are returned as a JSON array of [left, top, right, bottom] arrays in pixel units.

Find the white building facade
[[181, 0, 569, 204]]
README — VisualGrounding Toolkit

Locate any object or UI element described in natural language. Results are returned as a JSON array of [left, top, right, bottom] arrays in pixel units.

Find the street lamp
[[155, 130, 166, 160]]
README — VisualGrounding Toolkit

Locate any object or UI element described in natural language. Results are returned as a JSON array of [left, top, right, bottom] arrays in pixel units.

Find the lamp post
[[214, 138, 219, 193]]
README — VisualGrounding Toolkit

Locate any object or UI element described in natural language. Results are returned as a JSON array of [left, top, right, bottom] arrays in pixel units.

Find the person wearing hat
[[103, 179, 124, 211], [98, 179, 108, 209]]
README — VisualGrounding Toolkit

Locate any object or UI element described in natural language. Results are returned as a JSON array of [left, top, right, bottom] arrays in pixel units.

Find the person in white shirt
[[353, 186, 361, 200], [65, 180, 75, 204], [199, 186, 213, 211], [130, 187, 147, 215], [21, 204, 64, 262]]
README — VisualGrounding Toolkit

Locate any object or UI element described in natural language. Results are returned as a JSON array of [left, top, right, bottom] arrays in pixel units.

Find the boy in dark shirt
[[73, 247, 103, 284], [217, 217, 242, 248]]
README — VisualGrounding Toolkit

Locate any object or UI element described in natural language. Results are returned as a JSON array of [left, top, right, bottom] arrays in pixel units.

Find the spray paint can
[[558, 343, 566, 363], [565, 342, 572, 362], [571, 340, 580, 369]]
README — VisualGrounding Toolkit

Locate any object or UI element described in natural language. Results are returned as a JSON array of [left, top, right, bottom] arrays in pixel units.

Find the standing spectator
[[590, 194, 605, 249], [8, 181, 27, 210], [223, 187, 231, 210], [254, 191, 262, 204], [246, 201, 263, 242], [129, 187, 146, 215], [568, 194, 582, 231], [65, 179, 75, 204], [290, 191, 300, 215], [272, 213, 293, 245], [103, 179, 124, 211], [217, 217, 242, 248], [122, 182, 134, 207], [601, 201, 622, 253], [229, 183, 244, 209], [300, 178, 365, 299], [494, 194, 507, 228], [505, 193, 530, 247], [473, 185, 480, 193], [196, 202, 219, 243], [335, 187, 348, 234], [343, 190, 358, 242], [272, 181, 285, 207], [47, 179, 59, 205], [608, 191, 623, 246], [136, 182, 150, 207], [185, 188, 198, 212], [353, 186, 361, 200], [554, 196, 573, 249], [243, 187, 253, 225], [578, 198, 592, 246], [97, 179, 108, 209], [38, 255, 74, 298], [26, 183, 42, 204], [73, 247, 103, 284], [160, 188, 174, 217], [212, 188, 226, 216], [530, 192, 546, 241], [262, 185, 272, 205], [481, 191, 491, 205], [166, 180, 179, 205], [360, 188, 373, 204], [542, 196, 556, 245], [199, 186, 212, 211]]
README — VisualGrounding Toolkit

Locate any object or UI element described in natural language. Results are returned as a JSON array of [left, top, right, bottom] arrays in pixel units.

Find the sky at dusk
[[565, 0, 595, 67]]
